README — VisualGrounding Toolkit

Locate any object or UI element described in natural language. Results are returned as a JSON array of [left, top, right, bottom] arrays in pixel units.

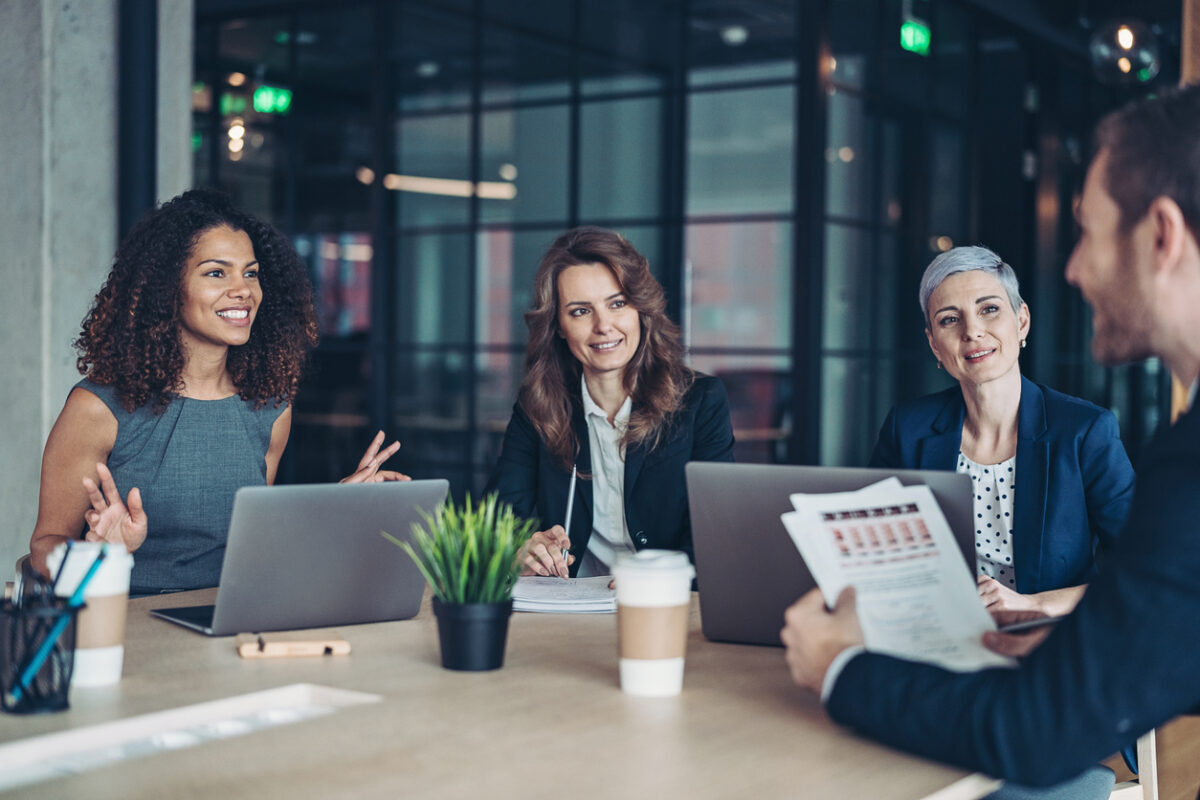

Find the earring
[[936, 360, 943, 370], [1019, 339, 1027, 349]]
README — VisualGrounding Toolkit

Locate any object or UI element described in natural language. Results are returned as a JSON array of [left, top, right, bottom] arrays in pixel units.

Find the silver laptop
[[151, 479, 449, 635], [686, 463, 975, 647]]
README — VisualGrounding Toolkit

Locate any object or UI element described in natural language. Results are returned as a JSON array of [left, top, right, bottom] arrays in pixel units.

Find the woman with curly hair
[[487, 226, 735, 578], [29, 188, 404, 594]]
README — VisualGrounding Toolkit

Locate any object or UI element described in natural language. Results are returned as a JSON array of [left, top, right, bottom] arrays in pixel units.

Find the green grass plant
[[382, 493, 535, 605]]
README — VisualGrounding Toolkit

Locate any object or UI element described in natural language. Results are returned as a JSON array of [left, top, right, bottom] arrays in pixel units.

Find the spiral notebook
[[512, 576, 616, 613]]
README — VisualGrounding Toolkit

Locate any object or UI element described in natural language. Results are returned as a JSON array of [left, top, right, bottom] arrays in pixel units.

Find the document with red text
[[782, 480, 1015, 671]]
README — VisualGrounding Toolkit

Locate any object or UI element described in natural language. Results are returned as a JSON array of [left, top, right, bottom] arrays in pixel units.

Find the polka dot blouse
[[957, 451, 1017, 590]]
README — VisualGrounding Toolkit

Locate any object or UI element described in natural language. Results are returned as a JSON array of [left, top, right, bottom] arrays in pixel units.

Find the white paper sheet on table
[[782, 479, 1015, 672], [512, 576, 616, 613]]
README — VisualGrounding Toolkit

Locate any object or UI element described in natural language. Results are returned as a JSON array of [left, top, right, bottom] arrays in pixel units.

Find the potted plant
[[383, 493, 535, 671]]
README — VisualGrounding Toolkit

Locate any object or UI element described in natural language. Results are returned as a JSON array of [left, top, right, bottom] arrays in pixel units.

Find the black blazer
[[826, 398, 1200, 787], [486, 374, 735, 573], [869, 376, 1135, 593]]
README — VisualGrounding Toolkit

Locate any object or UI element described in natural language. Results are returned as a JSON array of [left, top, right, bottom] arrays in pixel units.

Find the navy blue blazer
[[486, 374, 735, 574], [869, 376, 1135, 594], [827, 397, 1200, 786]]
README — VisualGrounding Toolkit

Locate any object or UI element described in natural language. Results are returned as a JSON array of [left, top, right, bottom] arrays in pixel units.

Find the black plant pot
[[431, 598, 513, 671]]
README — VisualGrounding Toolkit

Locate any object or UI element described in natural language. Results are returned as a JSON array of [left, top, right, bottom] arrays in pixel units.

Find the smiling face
[[925, 270, 1030, 388], [1065, 150, 1156, 365], [556, 262, 641, 383], [178, 225, 262, 353]]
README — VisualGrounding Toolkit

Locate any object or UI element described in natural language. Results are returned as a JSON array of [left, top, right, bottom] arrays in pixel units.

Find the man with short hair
[[782, 83, 1200, 793]]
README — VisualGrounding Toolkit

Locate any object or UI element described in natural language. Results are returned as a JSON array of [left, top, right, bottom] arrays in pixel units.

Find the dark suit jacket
[[827, 397, 1200, 786], [869, 376, 1135, 593], [486, 374, 735, 574]]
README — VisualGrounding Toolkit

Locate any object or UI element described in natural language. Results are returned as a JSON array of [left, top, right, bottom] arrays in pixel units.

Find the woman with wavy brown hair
[[29, 188, 404, 594], [487, 226, 734, 578]]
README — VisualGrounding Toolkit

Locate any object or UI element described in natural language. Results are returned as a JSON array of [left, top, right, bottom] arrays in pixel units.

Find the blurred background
[[2, 0, 1184, 516], [187, 0, 1180, 497]]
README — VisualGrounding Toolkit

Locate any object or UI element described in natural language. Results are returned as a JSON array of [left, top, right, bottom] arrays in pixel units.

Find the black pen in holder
[[0, 582, 82, 715]]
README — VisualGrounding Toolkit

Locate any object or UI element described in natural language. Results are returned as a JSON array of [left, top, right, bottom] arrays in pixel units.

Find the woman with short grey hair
[[870, 245, 1135, 620]]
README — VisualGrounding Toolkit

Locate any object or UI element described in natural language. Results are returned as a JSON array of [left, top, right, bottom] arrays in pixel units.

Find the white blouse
[[575, 375, 636, 577], [956, 452, 1018, 590]]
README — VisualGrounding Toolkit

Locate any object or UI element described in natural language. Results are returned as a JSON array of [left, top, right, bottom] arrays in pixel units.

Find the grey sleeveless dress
[[76, 379, 287, 593]]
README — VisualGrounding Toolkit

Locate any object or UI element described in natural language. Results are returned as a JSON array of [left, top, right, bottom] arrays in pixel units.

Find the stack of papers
[[511, 576, 616, 613], [781, 478, 1014, 672]]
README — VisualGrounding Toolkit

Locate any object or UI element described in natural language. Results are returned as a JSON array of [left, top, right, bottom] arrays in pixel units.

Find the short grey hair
[[918, 245, 1024, 325]]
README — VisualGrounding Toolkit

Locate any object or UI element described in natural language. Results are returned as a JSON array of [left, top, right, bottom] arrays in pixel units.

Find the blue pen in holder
[[0, 581, 82, 715]]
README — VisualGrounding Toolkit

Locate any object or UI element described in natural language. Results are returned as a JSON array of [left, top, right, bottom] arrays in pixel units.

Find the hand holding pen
[[520, 526, 573, 578], [520, 465, 578, 579]]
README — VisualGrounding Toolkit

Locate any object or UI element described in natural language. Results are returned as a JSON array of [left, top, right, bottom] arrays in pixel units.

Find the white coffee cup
[[46, 542, 134, 688], [611, 550, 695, 697]]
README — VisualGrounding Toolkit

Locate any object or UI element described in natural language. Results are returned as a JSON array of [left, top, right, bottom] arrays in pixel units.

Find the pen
[[8, 544, 108, 705], [561, 465, 576, 578]]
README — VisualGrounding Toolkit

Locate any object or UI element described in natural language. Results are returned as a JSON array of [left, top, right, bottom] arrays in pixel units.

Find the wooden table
[[0, 590, 998, 799]]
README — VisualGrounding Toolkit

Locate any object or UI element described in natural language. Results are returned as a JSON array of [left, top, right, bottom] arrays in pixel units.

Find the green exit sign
[[900, 18, 931, 56], [253, 85, 293, 114]]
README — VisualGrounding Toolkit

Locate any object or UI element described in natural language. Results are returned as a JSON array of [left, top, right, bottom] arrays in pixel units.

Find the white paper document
[[782, 480, 1015, 671], [512, 576, 616, 613]]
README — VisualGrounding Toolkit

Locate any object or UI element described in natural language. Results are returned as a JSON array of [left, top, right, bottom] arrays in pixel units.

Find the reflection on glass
[[476, 228, 561, 346], [397, 113, 471, 228], [295, 8, 372, 115], [879, 120, 903, 228], [685, 222, 792, 350], [481, 107, 569, 225], [825, 90, 874, 221], [934, 1, 970, 117], [580, 54, 668, 96], [474, 350, 525, 461], [689, 61, 796, 87], [396, 233, 470, 345], [393, 350, 468, 424], [687, 86, 794, 216], [482, 0, 570, 39], [687, 2, 796, 88], [829, 0, 873, 90], [929, 124, 967, 244], [823, 223, 870, 350], [482, 28, 571, 105], [294, 233, 372, 338], [395, 4, 473, 113], [688, 353, 791, 464], [820, 356, 873, 466], [579, 97, 663, 220]]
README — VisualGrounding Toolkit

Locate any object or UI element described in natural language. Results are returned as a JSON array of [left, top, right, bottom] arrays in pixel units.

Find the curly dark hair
[[75, 188, 318, 412]]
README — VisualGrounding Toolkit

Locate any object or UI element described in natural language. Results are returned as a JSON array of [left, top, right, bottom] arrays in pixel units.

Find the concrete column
[[0, 0, 119, 574], [0, 0, 193, 575], [158, 0, 195, 202]]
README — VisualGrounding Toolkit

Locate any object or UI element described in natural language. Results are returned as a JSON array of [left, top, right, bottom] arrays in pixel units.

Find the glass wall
[[194, 0, 1170, 497]]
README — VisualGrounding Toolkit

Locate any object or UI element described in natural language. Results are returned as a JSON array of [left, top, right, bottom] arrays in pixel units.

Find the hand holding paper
[[781, 479, 1014, 672]]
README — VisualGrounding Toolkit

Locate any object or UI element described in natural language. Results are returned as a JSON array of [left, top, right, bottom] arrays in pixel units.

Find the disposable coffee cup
[[611, 550, 695, 697], [46, 543, 134, 688]]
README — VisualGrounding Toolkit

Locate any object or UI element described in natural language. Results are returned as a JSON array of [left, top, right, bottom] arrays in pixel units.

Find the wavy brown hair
[[75, 188, 318, 412], [519, 226, 693, 471]]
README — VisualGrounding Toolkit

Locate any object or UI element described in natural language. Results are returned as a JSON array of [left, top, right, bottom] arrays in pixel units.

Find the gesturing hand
[[341, 430, 411, 483], [81, 462, 148, 553]]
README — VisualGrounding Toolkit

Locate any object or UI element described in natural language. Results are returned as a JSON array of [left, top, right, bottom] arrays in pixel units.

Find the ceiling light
[[720, 25, 748, 46]]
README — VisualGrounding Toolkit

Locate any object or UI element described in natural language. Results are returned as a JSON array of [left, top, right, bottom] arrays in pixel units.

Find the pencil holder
[[0, 597, 81, 715]]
